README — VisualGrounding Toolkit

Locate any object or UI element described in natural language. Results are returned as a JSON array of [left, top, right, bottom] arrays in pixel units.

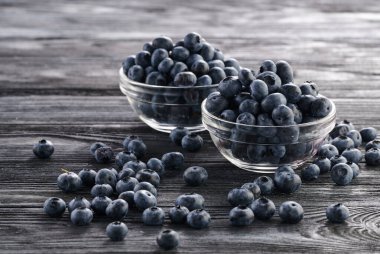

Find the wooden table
[[1, 0, 380, 253]]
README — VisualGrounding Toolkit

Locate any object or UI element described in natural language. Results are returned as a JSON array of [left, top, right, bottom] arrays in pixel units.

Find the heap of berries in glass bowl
[[201, 60, 336, 173], [119, 32, 250, 133]]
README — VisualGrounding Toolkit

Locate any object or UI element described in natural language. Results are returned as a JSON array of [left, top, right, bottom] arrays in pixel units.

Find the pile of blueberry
[[204, 60, 334, 164], [39, 135, 212, 250], [122, 32, 246, 87]]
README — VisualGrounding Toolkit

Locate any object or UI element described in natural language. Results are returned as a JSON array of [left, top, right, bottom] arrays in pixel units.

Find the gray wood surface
[[1, 0, 380, 253]]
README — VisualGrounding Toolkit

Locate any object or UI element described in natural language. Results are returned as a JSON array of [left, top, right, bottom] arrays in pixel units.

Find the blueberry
[[91, 196, 112, 215], [256, 71, 281, 93], [241, 182, 261, 198], [239, 99, 260, 115], [135, 51, 151, 68], [253, 176, 274, 195], [70, 207, 93, 226], [115, 151, 137, 169], [147, 158, 165, 176], [90, 184, 113, 197], [272, 104, 295, 125], [90, 142, 108, 155], [134, 181, 157, 197], [360, 127, 378, 142], [122, 135, 140, 150], [343, 131, 360, 148], [313, 156, 331, 174], [331, 163, 353, 186], [78, 168, 96, 186], [175, 193, 205, 211], [158, 57, 174, 74], [311, 97, 333, 118], [277, 125, 300, 143], [247, 144, 267, 163], [301, 164, 320, 181], [341, 148, 362, 164], [115, 177, 139, 194], [161, 152, 184, 170], [256, 113, 277, 137], [170, 62, 188, 79], [218, 77, 242, 98], [127, 65, 145, 82], [134, 190, 157, 211], [274, 172, 301, 194], [198, 42, 215, 61], [169, 205, 189, 224], [205, 92, 229, 115], [330, 155, 347, 167], [145, 66, 155, 76], [57, 172, 82, 193], [196, 75, 212, 86], [152, 36, 174, 51], [106, 221, 128, 241], [365, 148, 380, 166], [118, 191, 135, 207], [151, 48, 169, 68], [136, 169, 160, 187], [184, 32, 203, 53], [275, 60, 293, 84], [330, 123, 351, 139], [224, 67, 239, 77], [183, 166, 208, 186], [318, 144, 339, 158], [236, 112, 256, 129], [332, 136, 354, 154], [127, 139, 147, 159], [187, 209, 211, 229], [224, 58, 240, 71], [33, 139, 54, 159], [267, 145, 286, 159], [326, 203, 349, 223], [208, 59, 225, 69], [287, 103, 303, 124], [191, 60, 209, 76], [279, 201, 303, 224], [229, 205, 254, 226], [169, 127, 190, 146], [181, 133, 203, 152], [209, 67, 227, 84], [94, 147, 113, 163], [122, 55, 135, 74], [95, 168, 117, 188], [68, 197, 91, 213], [106, 199, 129, 220], [365, 139, 380, 151], [261, 93, 287, 113], [259, 60, 276, 73], [346, 161, 360, 178], [172, 46, 190, 62], [297, 95, 316, 114], [275, 164, 295, 174], [227, 187, 254, 206], [231, 93, 251, 108], [279, 83, 302, 103], [123, 160, 147, 173], [43, 197, 66, 217], [156, 229, 180, 250], [300, 81, 319, 96], [142, 206, 165, 226], [186, 54, 203, 67], [238, 68, 255, 86], [174, 72, 197, 87], [213, 48, 224, 61], [249, 197, 275, 220], [143, 42, 154, 53], [220, 109, 237, 122]]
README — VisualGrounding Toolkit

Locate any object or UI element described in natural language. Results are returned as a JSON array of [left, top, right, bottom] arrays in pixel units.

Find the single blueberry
[[123, 160, 147, 173], [91, 196, 112, 215], [43, 197, 66, 217], [57, 172, 82, 193], [272, 104, 295, 125], [208, 59, 225, 69], [169, 205, 189, 224], [115, 151, 137, 169], [286, 103, 303, 124], [172, 46, 190, 62], [227, 187, 254, 206], [365, 139, 380, 151], [330, 155, 348, 168], [161, 152, 184, 170], [318, 144, 339, 159], [127, 65, 145, 82], [191, 60, 209, 76], [78, 168, 96, 186], [184, 32, 203, 53], [346, 130, 362, 148], [256, 71, 281, 93], [170, 127, 190, 146], [229, 205, 255, 226], [297, 95, 316, 114], [196, 74, 212, 86], [253, 176, 274, 195], [360, 127, 378, 142], [147, 158, 165, 176], [70, 207, 93, 226], [218, 76, 243, 98], [239, 99, 260, 115], [68, 197, 91, 213], [259, 60, 276, 73], [301, 164, 320, 181], [143, 42, 154, 53], [279, 83, 302, 103], [118, 191, 135, 207], [261, 93, 287, 113], [346, 161, 360, 178], [331, 163, 353, 186], [224, 67, 239, 77], [170, 62, 188, 79], [135, 51, 151, 68], [183, 166, 208, 186], [142, 206, 165, 226], [152, 36, 174, 51], [275, 60, 294, 84], [122, 135, 141, 150], [105, 199, 129, 220], [90, 142, 108, 155], [326, 203, 349, 223], [209, 67, 227, 84], [249, 197, 276, 220], [127, 139, 147, 159], [106, 221, 128, 241], [220, 109, 237, 122], [224, 58, 240, 71], [187, 209, 211, 229], [182, 133, 204, 152], [341, 148, 362, 164], [94, 147, 114, 163], [158, 57, 174, 74], [241, 182, 261, 198], [156, 229, 180, 250], [199, 42, 215, 61], [151, 48, 169, 68], [274, 171, 301, 194], [33, 139, 54, 159], [313, 156, 331, 174], [134, 182, 158, 197], [95, 168, 117, 188], [279, 201, 304, 224], [332, 136, 355, 154], [238, 68, 255, 86], [213, 48, 224, 61], [136, 169, 160, 187], [311, 97, 333, 118], [330, 123, 351, 139], [90, 184, 113, 197], [134, 190, 157, 211], [300, 81, 319, 96], [122, 55, 135, 74], [175, 193, 205, 211], [174, 72, 197, 87], [115, 177, 139, 194], [365, 148, 380, 166]]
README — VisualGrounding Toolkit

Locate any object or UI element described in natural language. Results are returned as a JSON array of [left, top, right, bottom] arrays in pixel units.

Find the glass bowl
[[119, 68, 218, 133], [201, 95, 336, 173]]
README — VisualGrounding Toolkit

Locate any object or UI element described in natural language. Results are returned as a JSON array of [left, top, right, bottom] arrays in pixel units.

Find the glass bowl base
[[138, 115, 206, 133]]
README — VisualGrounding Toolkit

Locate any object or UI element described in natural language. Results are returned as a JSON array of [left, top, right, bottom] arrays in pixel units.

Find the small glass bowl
[[119, 68, 218, 133], [201, 95, 336, 173]]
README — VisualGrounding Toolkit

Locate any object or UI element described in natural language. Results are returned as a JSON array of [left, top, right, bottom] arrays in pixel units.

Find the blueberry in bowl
[[201, 60, 336, 173]]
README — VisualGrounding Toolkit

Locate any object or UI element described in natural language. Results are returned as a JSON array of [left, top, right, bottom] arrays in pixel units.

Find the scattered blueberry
[[279, 201, 304, 224], [181, 133, 203, 152], [330, 155, 348, 167], [90, 142, 108, 155], [115, 177, 139, 194], [91, 196, 112, 215], [169, 205, 189, 224], [326, 203, 349, 223], [124, 160, 147, 173], [253, 176, 274, 195], [156, 229, 180, 250], [91, 184, 113, 197], [318, 144, 339, 159], [331, 163, 353, 186], [229, 205, 255, 226], [134, 190, 157, 211], [183, 166, 208, 186], [161, 152, 184, 170], [118, 191, 135, 207], [301, 164, 320, 181], [57, 171, 82, 193], [175, 193, 205, 211], [106, 221, 128, 241], [68, 197, 91, 213], [146, 158, 165, 176], [365, 148, 380, 166], [249, 197, 276, 220], [241, 182, 261, 198], [274, 166, 302, 193], [346, 130, 362, 148], [346, 161, 360, 178], [78, 168, 96, 186], [70, 207, 93, 226], [365, 139, 380, 151], [95, 168, 117, 188], [187, 209, 211, 229], [127, 139, 147, 159], [133, 181, 158, 197], [341, 148, 362, 164], [360, 127, 378, 142], [33, 139, 54, 159], [227, 187, 254, 206], [105, 199, 129, 220], [142, 206, 165, 226], [170, 127, 190, 146], [94, 147, 114, 163], [43, 197, 66, 217], [115, 151, 137, 169], [313, 156, 331, 174], [118, 167, 136, 179], [136, 169, 160, 187]]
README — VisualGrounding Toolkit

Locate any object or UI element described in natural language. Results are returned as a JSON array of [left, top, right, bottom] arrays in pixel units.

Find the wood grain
[[1, 0, 380, 253]]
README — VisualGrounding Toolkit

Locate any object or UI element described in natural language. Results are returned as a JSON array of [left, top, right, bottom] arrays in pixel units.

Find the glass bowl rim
[[119, 67, 219, 90]]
